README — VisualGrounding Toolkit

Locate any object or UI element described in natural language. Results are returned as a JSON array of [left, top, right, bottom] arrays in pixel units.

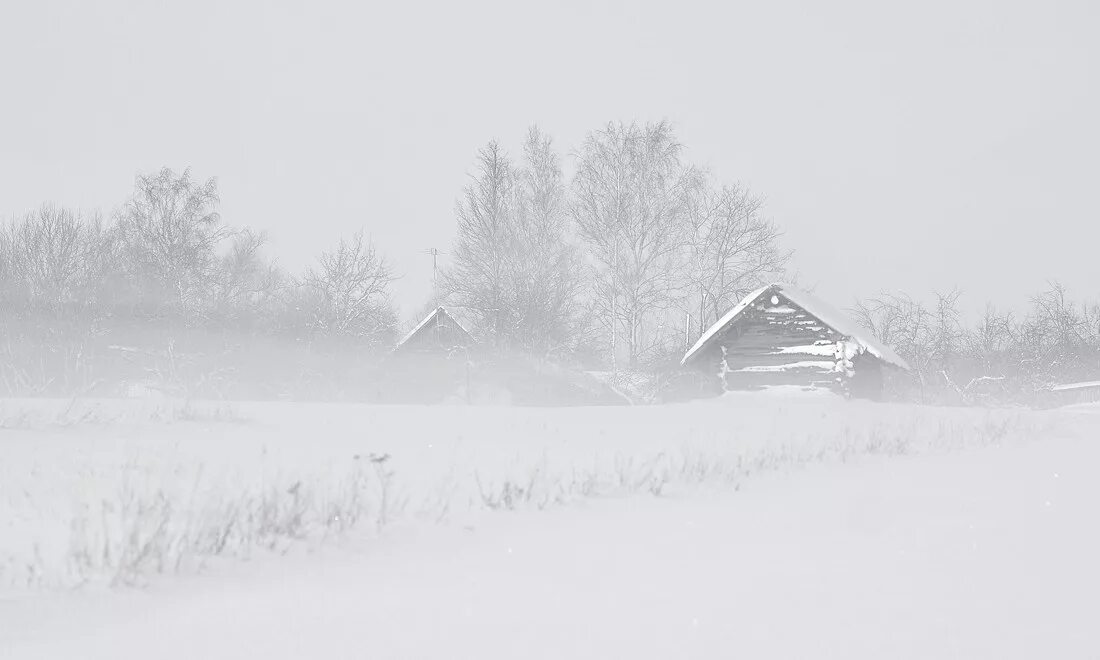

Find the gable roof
[[395, 306, 473, 351], [681, 283, 910, 371]]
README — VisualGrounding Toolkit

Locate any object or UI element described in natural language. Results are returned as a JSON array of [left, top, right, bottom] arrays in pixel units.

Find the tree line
[[0, 120, 790, 370], [437, 121, 1099, 398], [2, 119, 1094, 404], [852, 284, 1100, 403], [0, 168, 398, 345], [439, 122, 789, 368]]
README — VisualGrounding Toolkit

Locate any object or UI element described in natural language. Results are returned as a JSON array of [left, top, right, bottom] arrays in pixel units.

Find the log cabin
[[681, 283, 909, 399]]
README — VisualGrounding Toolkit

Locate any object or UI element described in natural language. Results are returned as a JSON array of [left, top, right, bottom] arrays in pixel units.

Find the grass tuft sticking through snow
[[0, 397, 243, 430], [1, 408, 1051, 591]]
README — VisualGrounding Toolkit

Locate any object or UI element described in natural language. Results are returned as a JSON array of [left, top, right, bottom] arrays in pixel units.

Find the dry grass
[[0, 407, 1051, 591], [0, 397, 242, 430]]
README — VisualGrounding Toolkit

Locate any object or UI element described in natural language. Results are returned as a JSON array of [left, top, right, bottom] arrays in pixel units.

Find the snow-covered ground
[[2, 396, 1098, 658]]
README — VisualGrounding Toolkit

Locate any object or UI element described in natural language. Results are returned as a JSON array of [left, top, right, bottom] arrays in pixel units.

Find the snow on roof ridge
[[396, 306, 464, 349], [681, 284, 771, 366], [681, 283, 910, 371], [777, 284, 910, 371], [1051, 380, 1100, 392]]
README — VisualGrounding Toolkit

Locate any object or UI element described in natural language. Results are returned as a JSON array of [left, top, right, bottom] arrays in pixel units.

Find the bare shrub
[[301, 231, 397, 345], [853, 283, 1100, 404]]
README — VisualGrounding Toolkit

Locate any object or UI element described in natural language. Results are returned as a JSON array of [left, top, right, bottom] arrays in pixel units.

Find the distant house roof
[[681, 283, 910, 371], [395, 306, 473, 352]]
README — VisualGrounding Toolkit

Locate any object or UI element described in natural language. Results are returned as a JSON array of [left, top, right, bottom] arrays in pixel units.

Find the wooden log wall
[[709, 294, 845, 392]]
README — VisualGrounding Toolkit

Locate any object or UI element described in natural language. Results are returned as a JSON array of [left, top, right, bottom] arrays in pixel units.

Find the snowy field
[[2, 395, 1099, 658]]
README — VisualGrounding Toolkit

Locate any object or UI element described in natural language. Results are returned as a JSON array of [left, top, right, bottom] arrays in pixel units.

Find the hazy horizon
[[3, 0, 1097, 323], [5, 5, 1100, 654]]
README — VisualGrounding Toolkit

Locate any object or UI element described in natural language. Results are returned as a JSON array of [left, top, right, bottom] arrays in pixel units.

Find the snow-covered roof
[[395, 306, 471, 350], [681, 283, 911, 371], [1052, 380, 1100, 392], [682, 284, 771, 367]]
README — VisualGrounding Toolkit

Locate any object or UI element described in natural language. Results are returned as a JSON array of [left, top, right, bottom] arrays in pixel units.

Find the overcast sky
[[2, 0, 1097, 322]]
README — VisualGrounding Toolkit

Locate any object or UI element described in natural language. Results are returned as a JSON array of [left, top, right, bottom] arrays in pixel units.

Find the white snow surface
[[682, 283, 911, 370], [1, 396, 1097, 658], [774, 342, 838, 356], [732, 359, 836, 372]]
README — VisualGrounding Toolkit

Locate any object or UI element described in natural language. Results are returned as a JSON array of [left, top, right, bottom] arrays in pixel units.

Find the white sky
[[2, 0, 1097, 321]]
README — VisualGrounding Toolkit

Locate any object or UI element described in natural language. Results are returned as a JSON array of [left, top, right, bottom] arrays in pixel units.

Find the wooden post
[[685, 310, 691, 351]]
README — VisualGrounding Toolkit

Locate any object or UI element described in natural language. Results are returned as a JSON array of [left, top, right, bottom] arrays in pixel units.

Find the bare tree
[[684, 182, 790, 330], [850, 291, 932, 384], [966, 305, 1016, 370], [210, 228, 282, 324], [116, 167, 226, 311], [851, 284, 1100, 403], [442, 141, 517, 342], [442, 130, 582, 354], [303, 230, 397, 343], [1085, 302, 1100, 348], [4, 205, 115, 311], [930, 288, 964, 367], [571, 120, 697, 368], [0, 222, 11, 286], [1020, 282, 1094, 383], [508, 127, 584, 354], [1029, 282, 1088, 350], [0, 218, 25, 306]]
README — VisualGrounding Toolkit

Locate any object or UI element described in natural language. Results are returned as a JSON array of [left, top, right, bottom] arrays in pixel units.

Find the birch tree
[[571, 120, 696, 368], [443, 130, 582, 353], [442, 141, 515, 341], [509, 127, 584, 353]]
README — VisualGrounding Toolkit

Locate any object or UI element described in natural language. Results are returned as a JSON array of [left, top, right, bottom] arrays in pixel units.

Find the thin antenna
[[423, 247, 445, 288]]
